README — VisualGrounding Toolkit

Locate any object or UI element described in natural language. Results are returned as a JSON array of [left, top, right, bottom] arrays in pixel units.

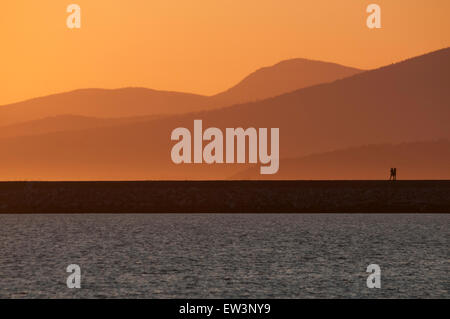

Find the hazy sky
[[1, 0, 449, 104]]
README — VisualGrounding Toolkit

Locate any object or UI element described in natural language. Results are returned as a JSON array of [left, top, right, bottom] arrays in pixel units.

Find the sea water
[[0, 214, 447, 298]]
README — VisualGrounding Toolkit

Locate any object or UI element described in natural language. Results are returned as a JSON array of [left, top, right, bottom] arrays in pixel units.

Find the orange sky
[[1, 0, 449, 105]]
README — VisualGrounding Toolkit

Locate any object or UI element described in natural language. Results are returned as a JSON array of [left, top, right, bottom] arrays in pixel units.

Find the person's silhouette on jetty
[[389, 168, 397, 181]]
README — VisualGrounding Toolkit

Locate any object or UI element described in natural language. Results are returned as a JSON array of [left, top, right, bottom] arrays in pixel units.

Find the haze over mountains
[[0, 48, 448, 180], [0, 88, 206, 128], [0, 59, 361, 129], [0, 114, 163, 139]]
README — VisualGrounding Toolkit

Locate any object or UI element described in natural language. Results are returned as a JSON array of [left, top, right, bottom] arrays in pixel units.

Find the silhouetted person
[[389, 168, 397, 181]]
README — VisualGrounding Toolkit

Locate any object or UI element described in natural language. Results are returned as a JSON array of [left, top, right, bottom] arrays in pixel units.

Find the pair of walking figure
[[389, 168, 397, 181]]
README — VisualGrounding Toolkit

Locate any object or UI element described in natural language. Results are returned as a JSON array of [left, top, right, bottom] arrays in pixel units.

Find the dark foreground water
[[0, 214, 448, 298]]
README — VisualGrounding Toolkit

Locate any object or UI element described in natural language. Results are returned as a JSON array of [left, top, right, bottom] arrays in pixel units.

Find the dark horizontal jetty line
[[0, 181, 449, 213]]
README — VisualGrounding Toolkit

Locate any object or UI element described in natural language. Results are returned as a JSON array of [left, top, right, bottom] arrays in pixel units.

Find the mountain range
[[0, 59, 361, 129], [0, 48, 448, 180]]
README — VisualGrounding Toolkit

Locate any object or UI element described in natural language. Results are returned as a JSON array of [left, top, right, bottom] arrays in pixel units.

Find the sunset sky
[[1, 0, 449, 105]]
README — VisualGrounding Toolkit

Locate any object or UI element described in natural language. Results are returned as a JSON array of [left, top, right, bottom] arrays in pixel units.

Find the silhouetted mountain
[[0, 59, 361, 127], [0, 88, 207, 126], [209, 59, 361, 106], [232, 140, 450, 180], [0, 48, 448, 180]]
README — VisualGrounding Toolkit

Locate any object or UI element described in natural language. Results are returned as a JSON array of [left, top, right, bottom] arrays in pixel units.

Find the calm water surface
[[0, 214, 448, 298]]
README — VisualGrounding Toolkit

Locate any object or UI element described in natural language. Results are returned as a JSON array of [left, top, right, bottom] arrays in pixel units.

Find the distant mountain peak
[[210, 58, 362, 105]]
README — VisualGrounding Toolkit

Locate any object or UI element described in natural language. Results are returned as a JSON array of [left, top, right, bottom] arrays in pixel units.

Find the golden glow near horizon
[[1, 0, 449, 105]]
